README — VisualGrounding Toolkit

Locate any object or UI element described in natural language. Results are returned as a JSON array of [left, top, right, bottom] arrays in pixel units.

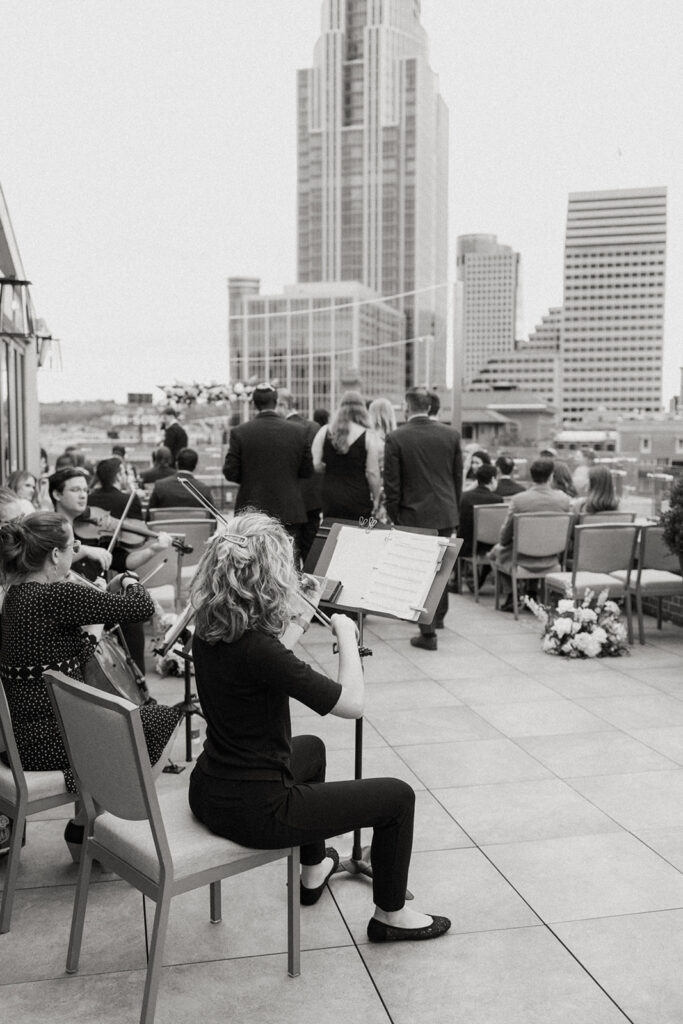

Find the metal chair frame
[[493, 512, 573, 620]]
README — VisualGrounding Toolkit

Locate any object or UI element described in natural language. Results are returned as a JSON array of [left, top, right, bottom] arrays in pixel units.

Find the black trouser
[[419, 527, 452, 636], [188, 735, 415, 912], [299, 508, 322, 568]]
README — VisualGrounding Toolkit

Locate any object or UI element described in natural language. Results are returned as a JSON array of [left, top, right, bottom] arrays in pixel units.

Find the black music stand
[[312, 522, 462, 889], [154, 606, 204, 773]]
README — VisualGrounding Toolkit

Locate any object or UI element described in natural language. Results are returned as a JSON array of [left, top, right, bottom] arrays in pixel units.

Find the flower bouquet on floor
[[524, 588, 629, 659]]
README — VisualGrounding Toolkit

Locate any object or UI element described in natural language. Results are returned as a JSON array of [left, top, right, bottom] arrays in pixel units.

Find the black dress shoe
[[300, 847, 339, 906], [500, 596, 515, 613], [367, 915, 452, 943], [410, 634, 437, 651]]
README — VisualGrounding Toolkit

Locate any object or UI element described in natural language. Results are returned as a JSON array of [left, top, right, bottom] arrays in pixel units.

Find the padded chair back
[[473, 504, 509, 546], [640, 525, 680, 573], [573, 523, 639, 574], [142, 543, 183, 591], [45, 673, 153, 822], [576, 511, 636, 525], [514, 512, 572, 559], [150, 519, 215, 569], [147, 507, 209, 522]]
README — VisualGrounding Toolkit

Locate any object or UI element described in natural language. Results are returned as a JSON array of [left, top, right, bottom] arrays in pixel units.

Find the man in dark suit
[[161, 408, 188, 467], [140, 446, 175, 487], [494, 455, 526, 497], [223, 383, 313, 556], [383, 387, 463, 650], [147, 448, 213, 510], [89, 457, 144, 519], [276, 388, 322, 566], [459, 463, 505, 590]]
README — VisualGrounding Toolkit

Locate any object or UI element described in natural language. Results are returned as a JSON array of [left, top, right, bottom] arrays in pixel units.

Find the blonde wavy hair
[[190, 511, 299, 644], [329, 390, 370, 454]]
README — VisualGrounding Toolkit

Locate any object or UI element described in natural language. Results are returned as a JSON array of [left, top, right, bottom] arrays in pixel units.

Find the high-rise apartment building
[[456, 234, 520, 388], [561, 187, 667, 424], [297, 0, 449, 389]]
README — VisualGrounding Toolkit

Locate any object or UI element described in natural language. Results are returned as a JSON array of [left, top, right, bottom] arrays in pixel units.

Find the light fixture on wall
[[0, 276, 34, 338]]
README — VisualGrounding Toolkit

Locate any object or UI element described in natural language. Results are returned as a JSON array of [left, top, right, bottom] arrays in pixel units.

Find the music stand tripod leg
[[335, 612, 413, 899], [163, 640, 205, 773]]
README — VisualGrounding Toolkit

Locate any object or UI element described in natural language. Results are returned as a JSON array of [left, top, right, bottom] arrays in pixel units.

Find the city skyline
[[2, 0, 681, 407]]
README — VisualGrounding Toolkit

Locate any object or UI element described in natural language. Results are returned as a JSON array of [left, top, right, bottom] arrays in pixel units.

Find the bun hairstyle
[[0, 512, 70, 584], [190, 510, 299, 644]]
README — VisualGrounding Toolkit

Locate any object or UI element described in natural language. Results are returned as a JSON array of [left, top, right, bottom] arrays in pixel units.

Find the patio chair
[[142, 540, 184, 614], [149, 518, 215, 596], [147, 507, 210, 522], [458, 504, 509, 602], [564, 510, 637, 571], [545, 523, 639, 605], [610, 525, 683, 644], [45, 672, 300, 1024], [493, 512, 573, 620], [0, 686, 75, 933]]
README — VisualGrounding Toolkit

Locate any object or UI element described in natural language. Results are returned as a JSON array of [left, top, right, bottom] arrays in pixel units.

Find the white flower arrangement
[[158, 380, 279, 406], [525, 589, 629, 659], [152, 612, 194, 677]]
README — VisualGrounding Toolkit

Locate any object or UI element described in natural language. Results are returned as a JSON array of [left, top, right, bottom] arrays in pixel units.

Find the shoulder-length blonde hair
[[190, 511, 299, 644], [329, 390, 370, 454], [367, 398, 397, 439]]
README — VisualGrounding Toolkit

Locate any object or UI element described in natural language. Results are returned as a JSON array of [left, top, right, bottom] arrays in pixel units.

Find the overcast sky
[[3, 0, 682, 405]]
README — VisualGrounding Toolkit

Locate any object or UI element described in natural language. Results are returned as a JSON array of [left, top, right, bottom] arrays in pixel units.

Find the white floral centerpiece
[[524, 589, 629, 659]]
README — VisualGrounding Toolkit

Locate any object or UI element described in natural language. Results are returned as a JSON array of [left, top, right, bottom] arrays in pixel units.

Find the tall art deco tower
[[297, 0, 449, 388]]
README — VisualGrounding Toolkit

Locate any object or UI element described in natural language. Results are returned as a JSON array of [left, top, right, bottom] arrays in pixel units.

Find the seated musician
[[49, 467, 172, 675], [188, 510, 451, 943], [89, 456, 144, 519], [0, 512, 180, 860]]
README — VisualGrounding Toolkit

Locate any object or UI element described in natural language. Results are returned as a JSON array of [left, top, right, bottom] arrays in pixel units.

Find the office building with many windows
[[297, 0, 449, 389], [560, 187, 667, 424]]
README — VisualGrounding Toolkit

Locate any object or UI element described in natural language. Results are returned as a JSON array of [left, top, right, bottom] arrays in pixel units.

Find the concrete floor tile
[[366, 705, 500, 745], [556, 910, 683, 1024], [363, 676, 462, 712], [483, 833, 683, 922], [636, 828, 683, 871], [396, 738, 552, 789], [622, 666, 683, 697], [500, 653, 612, 676], [631, 724, 683, 764], [0, 820, 118, 891], [435, 778, 620, 845], [399, 649, 512, 681], [537, 670, 659, 699], [332, 847, 538, 943], [291, 713, 387, 749], [570, 769, 683, 831], [517, 731, 679, 778], [470, 699, 613, 738], [325, 743, 426, 790], [439, 672, 559, 704], [360, 926, 626, 1024], [577, 694, 683, 731]]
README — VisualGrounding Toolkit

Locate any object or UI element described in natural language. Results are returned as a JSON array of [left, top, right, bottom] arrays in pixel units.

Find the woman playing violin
[[0, 512, 180, 859], [188, 511, 450, 944], [49, 467, 173, 674]]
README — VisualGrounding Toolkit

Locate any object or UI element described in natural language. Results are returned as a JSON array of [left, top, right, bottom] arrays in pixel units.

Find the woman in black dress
[[0, 512, 180, 858], [311, 391, 382, 521], [187, 510, 450, 943]]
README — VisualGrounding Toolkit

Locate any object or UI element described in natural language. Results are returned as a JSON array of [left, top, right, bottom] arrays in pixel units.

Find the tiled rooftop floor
[[3, 591, 683, 1023]]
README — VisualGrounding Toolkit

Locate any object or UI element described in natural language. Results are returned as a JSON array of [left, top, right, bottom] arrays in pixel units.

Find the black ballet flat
[[64, 819, 84, 864], [300, 847, 339, 906], [367, 915, 452, 943]]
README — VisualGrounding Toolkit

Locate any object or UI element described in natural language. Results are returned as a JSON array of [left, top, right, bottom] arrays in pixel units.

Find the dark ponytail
[[0, 512, 70, 584]]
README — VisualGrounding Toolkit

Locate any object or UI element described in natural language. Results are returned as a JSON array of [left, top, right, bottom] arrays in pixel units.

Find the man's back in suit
[[496, 477, 526, 497], [496, 477, 572, 572], [223, 410, 313, 525], [383, 417, 463, 530], [148, 471, 213, 510]]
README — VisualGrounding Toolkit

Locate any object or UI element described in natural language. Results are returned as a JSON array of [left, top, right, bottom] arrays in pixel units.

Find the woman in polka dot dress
[[0, 512, 180, 858]]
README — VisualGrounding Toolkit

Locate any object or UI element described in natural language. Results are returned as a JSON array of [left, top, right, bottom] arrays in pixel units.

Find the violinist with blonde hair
[[188, 511, 451, 943]]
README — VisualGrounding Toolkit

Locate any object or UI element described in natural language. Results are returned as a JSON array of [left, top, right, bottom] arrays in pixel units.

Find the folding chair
[[460, 504, 509, 602], [147, 507, 210, 522], [45, 672, 300, 1024], [493, 512, 573, 620], [149, 518, 215, 598], [0, 686, 75, 932], [546, 523, 639, 605], [611, 525, 683, 644]]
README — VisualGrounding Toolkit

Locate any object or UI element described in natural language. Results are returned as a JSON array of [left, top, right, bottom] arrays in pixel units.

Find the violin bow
[[105, 488, 137, 554], [178, 477, 229, 525]]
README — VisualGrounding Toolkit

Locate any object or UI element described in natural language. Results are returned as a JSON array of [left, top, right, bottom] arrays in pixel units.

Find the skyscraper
[[560, 187, 667, 423], [297, 0, 449, 389], [456, 234, 521, 388]]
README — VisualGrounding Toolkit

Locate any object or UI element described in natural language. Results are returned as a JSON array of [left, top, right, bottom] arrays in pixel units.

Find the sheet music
[[323, 527, 447, 620]]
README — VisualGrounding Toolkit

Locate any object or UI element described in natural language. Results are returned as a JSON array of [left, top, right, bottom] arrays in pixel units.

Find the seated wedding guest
[[462, 448, 491, 492], [573, 465, 619, 514], [313, 408, 329, 428], [90, 457, 144, 519], [54, 452, 77, 471], [0, 512, 180, 860], [572, 448, 596, 496], [0, 485, 33, 521], [147, 447, 213, 509], [490, 458, 572, 612], [458, 464, 504, 590], [112, 445, 139, 490], [188, 511, 450, 943], [139, 445, 174, 487], [551, 460, 578, 499], [6, 469, 53, 510], [494, 455, 525, 497]]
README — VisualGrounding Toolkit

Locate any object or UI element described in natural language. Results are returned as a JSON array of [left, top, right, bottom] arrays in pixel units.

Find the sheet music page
[[323, 529, 387, 608], [360, 531, 445, 619]]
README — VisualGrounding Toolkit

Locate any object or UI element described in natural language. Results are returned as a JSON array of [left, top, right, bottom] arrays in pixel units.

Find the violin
[[76, 506, 165, 549]]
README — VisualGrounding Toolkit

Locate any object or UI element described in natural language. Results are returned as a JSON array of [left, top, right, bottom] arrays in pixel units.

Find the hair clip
[[215, 528, 249, 549], [358, 516, 377, 532]]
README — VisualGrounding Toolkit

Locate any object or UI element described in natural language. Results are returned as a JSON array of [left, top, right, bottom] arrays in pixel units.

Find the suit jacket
[[287, 413, 323, 511], [497, 483, 572, 570], [223, 411, 313, 524], [140, 465, 175, 486], [147, 471, 213, 510], [495, 477, 526, 497], [163, 422, 188, 466], [458, 486, 504, 557], [383, 416, 463, 530], [88, 485, 143, 520]]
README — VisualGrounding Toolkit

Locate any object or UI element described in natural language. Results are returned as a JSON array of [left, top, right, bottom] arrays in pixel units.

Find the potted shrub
[[660, 477, 683, 574]]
